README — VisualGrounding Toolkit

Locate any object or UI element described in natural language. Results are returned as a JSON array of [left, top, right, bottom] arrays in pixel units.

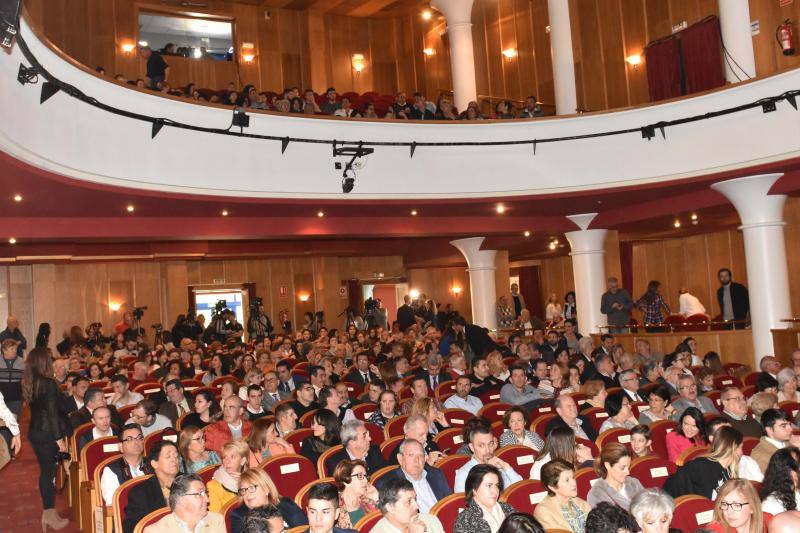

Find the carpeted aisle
[[0, 412, 80, 533]]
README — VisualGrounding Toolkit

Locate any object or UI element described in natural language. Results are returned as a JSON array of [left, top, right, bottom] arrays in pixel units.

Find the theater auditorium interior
[[3, 0, 800, 532]]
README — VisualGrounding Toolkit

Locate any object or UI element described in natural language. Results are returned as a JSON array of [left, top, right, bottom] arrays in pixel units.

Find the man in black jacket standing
[[396, 295, 417, 332], [717, 268, 749, 329]]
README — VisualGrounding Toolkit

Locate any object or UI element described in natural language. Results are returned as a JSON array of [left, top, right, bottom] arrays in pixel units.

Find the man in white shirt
[[273, 403, 298, 437], [110, 375, 144, 409], [0, 390, 20, 455], [453, 425, 521, 492], [443, 375, 483, 415], [679, 288, 707, 316], [100, 424, 151, 505], [371, 477, 444, 533], [78, 405, 118, 452]]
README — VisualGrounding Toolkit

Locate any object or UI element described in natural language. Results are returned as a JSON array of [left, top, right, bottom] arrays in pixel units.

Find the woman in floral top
[[333, 459, 378, 529]]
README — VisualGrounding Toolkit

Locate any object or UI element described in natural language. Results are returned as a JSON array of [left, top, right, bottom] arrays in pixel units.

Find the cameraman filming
[[85, 322, 109, 349], [247, 298, 273, 340]]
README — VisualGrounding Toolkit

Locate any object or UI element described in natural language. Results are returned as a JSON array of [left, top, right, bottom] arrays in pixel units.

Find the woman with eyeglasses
[[178, 425, 220, 473], [333, 459, 378, 529], [207, 439, 250, 513], [230, 467, 307, 533], [665, 407, 707, 463], [638, 385, 676, 425], [707, 479, 767, 533], [181, 390, 221, 430]]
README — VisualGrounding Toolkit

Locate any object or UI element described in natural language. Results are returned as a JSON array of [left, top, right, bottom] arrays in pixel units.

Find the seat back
[[581, 407, 609, 433], [442, 408, 474, 427], [779, 401, 800, 420], [379, 436, 404, 460], [353, 509, 383, 533], [671, 495, 715, 532], [195, 464, 217, 484], [477, 402, 512, 423], [434, 455, 471, 490], [648, 420, 678, 459], [81, 436, 122, 482], [370, 465, 400, 485], [317, 445, 344, 477], [479, 390, 502, 404], [705, 390, 723, 410], [72, 422, 94, 456], [499, 479, 548, 510], [294, 477, 335, 509], [629, 455, 676, 488], [596, 428, 632, 449], [714, 375, 742, 389], [299, 409, 319, 428], [430, 493, 466, 532], [742, 436, 760, 456], [133, 382, 163, 398], [433, 427, 464, 454], [261, 454, 317, 495], [132, 506, 170, 533], [113, 475, 154, 533], [529, 413, 556, 439], [284, 428, 314, 451], [574, 467, 598, 500], [221, 497, 241, 533], [384, 414, 410, 438], [434, 380, 456, 400], [364, 422, 385, 446], [743, 372, 761, 387], [143, 427, 179, 455], [495, 445, 539, 479], [352, 403, 376, 421], [675, 445, 709, 466]]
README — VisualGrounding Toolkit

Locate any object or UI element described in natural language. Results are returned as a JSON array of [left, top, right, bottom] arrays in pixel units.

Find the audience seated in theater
[[434, 97, 458, 120], [585, 502, 637, 533], [752, 409, 800, 473], [444, 374, 484, 414], [666, 407, 707, 463], [617, 369, 644, 403], [599, 392, 639, 434], [580, 380, 608, 410], [453, 464, 515, 533], [545, 394, 598, 442], [320, 88, 341, 115], [494, 101, 515, 120], [110, 375, 144, 409], [529, 426, 593, 480], [777, 368, 800, 403], [500, 365, 546, 410], [454, 419, 522, 492], [401, 376, 438, 415], [238, 504, 282, 533], [377, 439, 451, 513], [159, 379, 191, 426], [628, 489, 674, 533], [760, 447, 800, 515], [77, 405, 118, 452], [410, 396, 450, 436], [661, 366, 681, 397], [325, 419, 387, 476], [368, 390, 398, 429], [300, 408, 341, 466], [663, 426, 743, 499], [123, 439, 180, 533], [178, 426, 220, 473], [230, 468, 307, 533], [182, 390, 221, 430], [204, 395, 252, 455], [332, 459, 378, 529], [292, 381, 321, 419], [414, 353, 451, 390], [305, 482, 358, 533], [499, 406, 544, 451], [347, 353, 379, 386], [207, 439, 249, 513], [533, 459, 591, 533], [318, 385, 355, 423], [142, 473, 226, 533], [260, 371, 289, 414], [70, 386, 123, 429], [706, 479, 767, 533], [720, 387, 764, 438], [100, 423, 152, 505], [587, 443, 645, 511], [670, 374, 720, 418], [388, 414, 442, 465], [750, 392, 780, 419], [629, 425, 652, 458], [274, 403, 298, 438], [757, 373, 780, 396], [247, 418, 294, 467]]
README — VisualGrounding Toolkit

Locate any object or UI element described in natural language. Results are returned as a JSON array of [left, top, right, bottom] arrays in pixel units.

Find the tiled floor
[[0, 413, 80, 533]]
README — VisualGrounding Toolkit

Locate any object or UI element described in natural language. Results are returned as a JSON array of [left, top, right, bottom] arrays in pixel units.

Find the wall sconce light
[[423, 48, 435, 57], [626, 54, 642, 69], [109, 302, 122, 312], [422, 10, 432, 21], [409, 289, 420, 299], [452, 286, 462, 296], [352, 53, 366, 73], [120, 42, 136, 54], [298, 293, 310, 302], [241, 42, 255, 63], [502, 48, 518, 60]]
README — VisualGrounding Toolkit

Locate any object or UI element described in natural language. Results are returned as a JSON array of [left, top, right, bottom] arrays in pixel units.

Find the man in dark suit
[[412, 353, 451, 392], [590, 353, 619, 389], [261, 370, 291, 412], [157, 379, 191, 426], [396, 295, 417, 332], [77, 405, 119, 453], [122, 440, 179, 533], [346, 353, 380, 386], [290, 382, 320, 418], [64, 375, 90, 414], [544, 395, 598, 441], [452, 316, 499, 359], [717, 268, 750, 329], [276, 359, 304, 394], [324, 419, 387, 476], [388, 414, 441, 465], [376, 439, 452, 513], [70, 387, 123, 429]]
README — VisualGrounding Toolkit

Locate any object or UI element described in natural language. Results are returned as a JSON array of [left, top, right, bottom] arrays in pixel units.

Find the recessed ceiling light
[[496, 204, 506, 214], [126, 204, 135, 213], [524, 230, 531, 237], [12, 194, 22, 202], [690, 213, 698, 221], [8, 237, 16, 244], [317, 211, 324, 218], [411, 210, 418, 216], [674, 219, 681, 228], [221, 210, 229, 216]]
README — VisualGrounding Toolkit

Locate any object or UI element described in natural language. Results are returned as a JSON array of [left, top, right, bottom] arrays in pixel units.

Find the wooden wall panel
[[408, 267, 472, 322]]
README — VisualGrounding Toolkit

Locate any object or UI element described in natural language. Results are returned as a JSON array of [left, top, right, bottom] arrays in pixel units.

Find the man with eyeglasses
[[261, 370, 290, 413], [618, 369, 644, 402], [669, 374, 719, 420], [128, 399, 173, 436], [143, 473, 225, 533], [100, 423, 153, 505], [719, 387, 763, 438], [123, 440, 181, 533], [751, 408, 800, 472]]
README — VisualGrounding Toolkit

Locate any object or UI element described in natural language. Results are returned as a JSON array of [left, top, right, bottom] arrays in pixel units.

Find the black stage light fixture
[[333, 142, 373, 194], [0, 0, 21, 49], [232, 107, 250, 130], [342, 170, 355, 194]]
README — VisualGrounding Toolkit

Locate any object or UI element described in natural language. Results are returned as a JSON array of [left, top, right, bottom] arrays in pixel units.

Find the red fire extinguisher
[[777, 19, 796, 56]]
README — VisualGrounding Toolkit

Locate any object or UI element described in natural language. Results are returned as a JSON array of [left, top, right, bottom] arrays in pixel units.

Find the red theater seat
[[353, 510, 383, 532], [113, 475, 153, 533], [574, 467, 598, 500], [496, 445, 539, 479], [433, 428, 465, 454], [442, 408, 474, 427], [500, 479, 548, 510], [478, 402, 513, 423], [261, 454, 317, 496], [430, 493, 466, 532], [132, 507, 170, 533], [671, 495, 715, 533], [630, 455, 676, 488], [435, 455, 471, 489]]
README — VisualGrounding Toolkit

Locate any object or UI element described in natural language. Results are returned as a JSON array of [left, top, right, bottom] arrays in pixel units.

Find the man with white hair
[[143, 473, 225, 533], [376, 439, 452, 513], [325, 419, 387, 475], [204, 395, 252, 454]]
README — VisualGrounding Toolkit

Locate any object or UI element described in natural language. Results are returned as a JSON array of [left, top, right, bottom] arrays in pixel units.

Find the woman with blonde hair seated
[[333, 459, 378, 529], [177, 425, 220, 473], [663, 426, 743, 499], [706, 479, 767, 533], [237, 368, 265, 400], [487, 351, 510, 382], [207, 439, 250, 513], [411, 396, 450, 435], [229, 467, 307, 532], [580, 380, 608, 411], [533, 459, 591, 533], [247, 417, 294, 467]]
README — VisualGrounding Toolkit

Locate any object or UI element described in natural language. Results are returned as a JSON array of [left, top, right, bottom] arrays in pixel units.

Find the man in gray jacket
[[600, 277, 634, 333]]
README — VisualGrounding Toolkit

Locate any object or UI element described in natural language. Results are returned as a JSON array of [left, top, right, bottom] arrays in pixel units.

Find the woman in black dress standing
[[22, 347, 72, 531]]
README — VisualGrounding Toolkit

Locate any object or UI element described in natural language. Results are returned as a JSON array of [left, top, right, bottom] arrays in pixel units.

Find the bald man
[[0, 316, 26, 357]]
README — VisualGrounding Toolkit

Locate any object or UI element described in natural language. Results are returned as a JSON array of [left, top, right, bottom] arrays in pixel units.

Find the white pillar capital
[[711, 173, 786, 227], [711, 173, 791, 363], [566, 212, 599, 231], [451, 237, 498, 330], [564, 217, 607, 335], [431, 0, 474, 25]]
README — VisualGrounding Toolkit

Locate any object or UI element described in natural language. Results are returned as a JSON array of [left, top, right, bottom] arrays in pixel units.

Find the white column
[[564, 213, 608, 336], [711, 174, 792, 364], [718, 0, 756, 82], [450, 237, 498, 329], [547, 0, 578, 115], [431, 0, 477, 112]]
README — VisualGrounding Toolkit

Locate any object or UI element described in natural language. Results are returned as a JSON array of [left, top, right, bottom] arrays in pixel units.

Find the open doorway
[[193, 288, 246, 325], [361, 283, 402, 327]]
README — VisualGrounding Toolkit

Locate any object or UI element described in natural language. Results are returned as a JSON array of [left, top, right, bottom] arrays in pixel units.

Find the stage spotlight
[[232, 107, 250, 130], [342, 167, 355, 194]]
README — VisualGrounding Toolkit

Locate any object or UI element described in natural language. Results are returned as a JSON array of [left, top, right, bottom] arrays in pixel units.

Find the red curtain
[[619, 242, 633, 294], [645, 35, 683, 102], [518, 266, 543, 320], [681, 16, 725, 94]]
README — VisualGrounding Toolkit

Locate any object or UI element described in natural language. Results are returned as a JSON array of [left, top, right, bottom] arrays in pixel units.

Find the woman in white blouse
[[545, 293, 563, 323], [777, 368, 800, 403], [0, 390, 21, 456]]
